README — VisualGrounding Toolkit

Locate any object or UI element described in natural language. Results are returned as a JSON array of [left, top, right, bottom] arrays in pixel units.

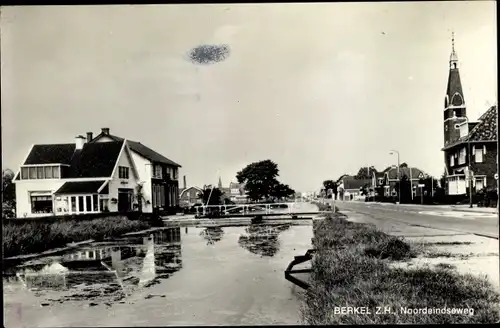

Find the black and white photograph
[[1, 1, 499, 325]]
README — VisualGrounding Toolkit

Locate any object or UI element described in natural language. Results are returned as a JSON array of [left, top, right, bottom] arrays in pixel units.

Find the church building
[[441, 34, 498, 196]]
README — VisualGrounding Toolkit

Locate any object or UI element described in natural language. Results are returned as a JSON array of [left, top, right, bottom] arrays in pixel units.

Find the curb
[[450, 208, 498, 214]]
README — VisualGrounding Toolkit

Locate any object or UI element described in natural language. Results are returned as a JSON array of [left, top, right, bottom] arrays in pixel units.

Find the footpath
[[343, 209, 499, 290]]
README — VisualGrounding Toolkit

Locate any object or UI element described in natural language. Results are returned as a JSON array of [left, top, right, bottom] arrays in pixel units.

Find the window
[[483, 145, 487, 155], [92, 195, 98, 212], [86, 195, 92, 212], [475, 177, 484, 191], [99, 198, 109, 212], [449, 155, 455, 167], [475, 148, 483, 163], [44, 166, 53, 179], [119, 166, 129, 179], [78, 196, 84, 212], [29, 167, 36, 179], [153, 165, 163, 179], [71, 196, 77, 212], [458, 148, 466, 165], [52, 166, 60, 178], [36, 167, 43, 179], [21, 167, 29, 179], [173, 169, 178, 180], [160, 185, 165, 207], [31, 195, 53, 214]]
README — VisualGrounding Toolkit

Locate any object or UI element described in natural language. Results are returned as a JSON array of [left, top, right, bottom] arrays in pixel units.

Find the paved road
[[335, 201, 499, 239]]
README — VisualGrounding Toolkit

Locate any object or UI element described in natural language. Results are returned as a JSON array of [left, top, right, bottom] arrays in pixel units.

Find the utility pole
[[390, 150, 401, 204]]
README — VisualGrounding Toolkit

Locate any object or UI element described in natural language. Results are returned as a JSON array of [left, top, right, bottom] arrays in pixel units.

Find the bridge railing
[[194, 202, 299, 216]]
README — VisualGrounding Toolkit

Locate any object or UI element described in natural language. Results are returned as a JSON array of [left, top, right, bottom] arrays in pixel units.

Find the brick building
[[441, 35, 498, 196]]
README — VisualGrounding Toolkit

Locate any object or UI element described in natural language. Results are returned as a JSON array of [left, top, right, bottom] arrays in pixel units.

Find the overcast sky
[[1, 2, 497, 192]]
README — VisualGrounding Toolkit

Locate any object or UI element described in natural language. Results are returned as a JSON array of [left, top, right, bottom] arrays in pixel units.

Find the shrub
[[2, 216, 151, 258]]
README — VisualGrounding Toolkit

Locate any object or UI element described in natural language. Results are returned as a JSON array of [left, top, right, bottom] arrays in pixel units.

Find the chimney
[[183, 175, 187, 189], [86, 132, 93, 143], [75, 135, 86, 150], [101, 128, 110, 135]]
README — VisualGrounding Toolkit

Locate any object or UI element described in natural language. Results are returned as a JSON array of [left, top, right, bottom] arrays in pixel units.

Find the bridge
[[193, 201, 327, 218]]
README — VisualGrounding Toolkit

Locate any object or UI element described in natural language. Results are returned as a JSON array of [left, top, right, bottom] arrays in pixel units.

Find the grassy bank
[[2, 216, 152, 258], [302, 213, 500, 324]]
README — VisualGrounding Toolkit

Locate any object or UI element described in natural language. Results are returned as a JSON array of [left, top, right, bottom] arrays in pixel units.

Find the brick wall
[[470, 142, 498, 189]]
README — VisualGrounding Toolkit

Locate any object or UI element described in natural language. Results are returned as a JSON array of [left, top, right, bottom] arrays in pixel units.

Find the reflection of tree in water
[[199, 227, 225, 245], [238, 224, 291, 257]]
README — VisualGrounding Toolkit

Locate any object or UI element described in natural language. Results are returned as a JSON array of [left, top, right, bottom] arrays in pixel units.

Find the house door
[[118, 188, 133, 212]]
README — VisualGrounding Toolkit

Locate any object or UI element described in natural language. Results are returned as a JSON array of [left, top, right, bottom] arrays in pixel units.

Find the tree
[[394, 174, 412, 203], [236, 160, 284, 202], [354, 166, 377, 179], [323, 180, 338, 200], [2, 169, 16, 219], [198, 187, 223, 205], [270, 182, 295, 201]]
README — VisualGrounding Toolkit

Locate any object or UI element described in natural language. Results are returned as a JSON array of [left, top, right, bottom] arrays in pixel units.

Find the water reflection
[[8, 227, 183, 303], [238, 224, 291, 257], [199, 227, 225, 245]]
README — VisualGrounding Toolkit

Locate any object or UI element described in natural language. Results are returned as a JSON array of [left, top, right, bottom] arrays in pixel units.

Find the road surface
[[335, 201, 499, 239]]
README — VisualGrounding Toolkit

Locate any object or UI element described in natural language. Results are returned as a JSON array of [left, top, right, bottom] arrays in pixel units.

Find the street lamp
[[389, 150, 401, 204], [454, 117, 473, 208]]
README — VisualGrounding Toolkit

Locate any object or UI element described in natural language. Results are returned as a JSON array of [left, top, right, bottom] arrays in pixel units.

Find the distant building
[[337, 175, 372, 201], [440, 35, 498, 196], [218, 177, 248, 203], [179, 186, 203, 207]]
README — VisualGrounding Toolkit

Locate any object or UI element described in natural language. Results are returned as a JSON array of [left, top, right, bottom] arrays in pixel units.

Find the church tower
[[218, 176, 223, 190], [443, 32, 467, 147]]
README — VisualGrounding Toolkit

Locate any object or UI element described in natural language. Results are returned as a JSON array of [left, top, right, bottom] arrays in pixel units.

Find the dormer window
[[20, 165, 61, 180]]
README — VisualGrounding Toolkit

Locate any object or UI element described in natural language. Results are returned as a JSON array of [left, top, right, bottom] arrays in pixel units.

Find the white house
[[13, 128, 181, 218]]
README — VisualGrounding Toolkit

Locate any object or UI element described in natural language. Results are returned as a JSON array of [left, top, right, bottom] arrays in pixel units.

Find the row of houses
[[336, 165, 428, 201]]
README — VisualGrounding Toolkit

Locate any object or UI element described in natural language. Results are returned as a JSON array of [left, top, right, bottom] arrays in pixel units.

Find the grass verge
[[2, 216, 152, 258], [302, 213, 500, 324]]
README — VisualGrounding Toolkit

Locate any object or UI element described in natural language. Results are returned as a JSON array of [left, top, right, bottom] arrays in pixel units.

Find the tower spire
[[218, 176, 222, 189], [449, 31, 459, 69]]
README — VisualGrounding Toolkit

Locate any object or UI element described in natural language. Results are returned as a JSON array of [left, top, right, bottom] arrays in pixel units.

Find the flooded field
[[3, 221, 314, 327]]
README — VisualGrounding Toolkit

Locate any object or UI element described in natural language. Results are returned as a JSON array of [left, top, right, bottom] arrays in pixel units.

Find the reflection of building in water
[[13, 228, 184, 293], [153, 227, 181, 244]]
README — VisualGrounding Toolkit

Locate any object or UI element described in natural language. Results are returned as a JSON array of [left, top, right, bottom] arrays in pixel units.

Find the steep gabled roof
[[442, 105, 497, 150], [92, 133, 181, 167], [24, 144, 76, 165], [341, 178, 371, 190], [67, 141, 124, 178], [179, 186, 203, 197], [385, 166, 426, 180]]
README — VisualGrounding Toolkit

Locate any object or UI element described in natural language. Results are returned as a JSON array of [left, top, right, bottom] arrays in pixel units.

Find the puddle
[[4, 222, 313, 326]]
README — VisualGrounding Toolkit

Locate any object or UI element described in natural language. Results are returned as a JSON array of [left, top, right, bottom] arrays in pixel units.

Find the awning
[[55, 180, 108, 195]]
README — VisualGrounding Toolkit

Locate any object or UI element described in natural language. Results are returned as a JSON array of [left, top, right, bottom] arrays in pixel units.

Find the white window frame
[[21, 165, 62, 180], [450, 155, 455, 167], [119, 166, 129, 179], [458, 147, 466, 165], [475, 148, 483, 163]]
